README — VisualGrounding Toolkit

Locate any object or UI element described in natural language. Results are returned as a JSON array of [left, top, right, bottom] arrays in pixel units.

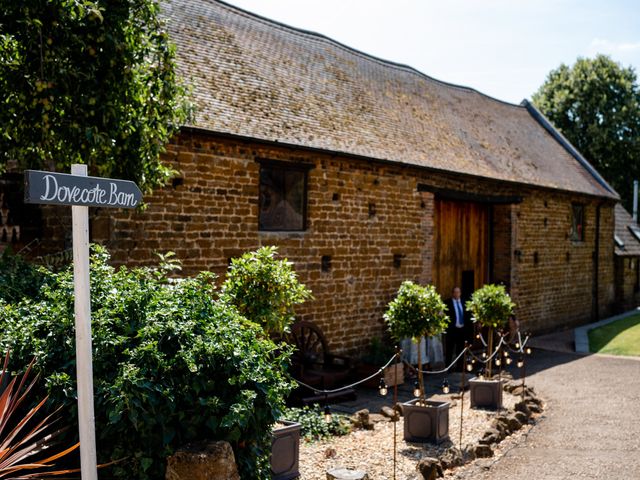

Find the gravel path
[[299, 390, 525, 479], [449, 349, 640, 479]]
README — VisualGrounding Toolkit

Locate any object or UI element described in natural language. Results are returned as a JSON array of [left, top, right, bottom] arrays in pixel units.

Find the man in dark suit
[[445, 286, 473, 368]]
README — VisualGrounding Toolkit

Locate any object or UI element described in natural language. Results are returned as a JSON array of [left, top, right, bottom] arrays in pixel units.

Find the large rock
[[327, 468, 369, 479], [351, 409, 374, 430], [474, 444, 494, 458], [506, 414, 523, 432], [514, 400, 532, 417], [381, 405, 400, 421], [514, 410, 529, 424], [416, 457, 443, 479], [439, 447, 463, 470], [166, 441, 240, 480]]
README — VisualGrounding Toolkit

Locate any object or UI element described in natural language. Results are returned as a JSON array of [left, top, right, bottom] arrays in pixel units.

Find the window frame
[[256, 159, 312, 232], [570, 203, 585, 242]]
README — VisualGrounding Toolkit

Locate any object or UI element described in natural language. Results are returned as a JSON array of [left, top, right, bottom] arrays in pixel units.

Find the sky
[[224, 0, 640, 104]]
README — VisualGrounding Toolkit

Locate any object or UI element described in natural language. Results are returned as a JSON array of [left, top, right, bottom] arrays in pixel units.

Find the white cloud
[[589, 38, 640, 54]]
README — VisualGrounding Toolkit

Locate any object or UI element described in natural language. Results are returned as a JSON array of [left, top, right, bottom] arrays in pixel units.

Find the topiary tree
[[0, 246, 294, 480], [384, 281, 448, 402], [465, 284, 515, 377], [220, 246, 313, 335], [0, 0, 191, 193]]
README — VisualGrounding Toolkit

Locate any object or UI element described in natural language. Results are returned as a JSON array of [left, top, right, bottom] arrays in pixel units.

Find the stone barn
[[2, 0, 621, 354], [613, 204, 640, 312]]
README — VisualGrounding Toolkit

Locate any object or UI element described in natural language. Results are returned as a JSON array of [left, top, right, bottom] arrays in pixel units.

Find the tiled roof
[[163, 0, 617, 199], [614, 204, 640, 257]]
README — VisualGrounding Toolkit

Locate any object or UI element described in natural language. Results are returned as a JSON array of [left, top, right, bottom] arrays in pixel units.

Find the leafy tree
[[0, 0, 191, 193], [466, 284, 515, 377], [532, 55, 640, 210], [220, 246, 313, 335], [384, 281, 448, 401]]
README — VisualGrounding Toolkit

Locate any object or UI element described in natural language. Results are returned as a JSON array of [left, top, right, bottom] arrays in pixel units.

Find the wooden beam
[[417, 184, 523, 204]]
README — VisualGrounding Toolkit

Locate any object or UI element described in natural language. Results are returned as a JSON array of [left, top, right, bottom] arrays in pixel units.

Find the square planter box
[[469, 377, 503, 409], [356, 362, 404, 388], [402, 398, 449, 443], [271, 420, 301, 480]]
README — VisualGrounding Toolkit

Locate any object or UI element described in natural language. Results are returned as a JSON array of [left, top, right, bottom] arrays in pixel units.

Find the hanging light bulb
[[526, 347, 532, 355], [515, 342, 520, 349], [517, 357, 524, 368], [466, 361, 473, 372], [495, 358, 501, 367], [477, 369, 485, 380], [413, 381, 421, 398], [503, 350, 509, 358], [324, 405, 332, 423], [481, 352, 487, 359], [442, 379, 450, 394], [506, 357, 513, 365], [378, 378, 388, 397], [475, 333, 481, 340]]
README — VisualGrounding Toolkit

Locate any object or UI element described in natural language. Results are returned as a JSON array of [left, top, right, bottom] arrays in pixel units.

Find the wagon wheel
[[289, 321, 328, 367]]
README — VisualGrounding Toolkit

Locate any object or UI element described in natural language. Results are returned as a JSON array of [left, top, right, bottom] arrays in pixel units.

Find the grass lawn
[[588, 313, 640, 356]]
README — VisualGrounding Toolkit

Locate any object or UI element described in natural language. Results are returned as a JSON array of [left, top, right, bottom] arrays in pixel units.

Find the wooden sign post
[[24, 165, 142, 480]]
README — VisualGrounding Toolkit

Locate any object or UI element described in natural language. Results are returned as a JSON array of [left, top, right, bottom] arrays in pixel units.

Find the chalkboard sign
[[24, 170, 142, 208]]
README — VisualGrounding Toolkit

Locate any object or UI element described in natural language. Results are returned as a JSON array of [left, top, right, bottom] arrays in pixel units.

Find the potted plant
[[356, 337, 404, 388], [384, 281, 450, 443], [466, 284, 515, 409], [271, 420, 302, 480]]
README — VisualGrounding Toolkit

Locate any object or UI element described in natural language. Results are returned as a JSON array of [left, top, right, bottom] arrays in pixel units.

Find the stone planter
[[402, 398, 449, 443], [357, 362, 404, 388], [271, 420, 301, 480], [469, 377, 503, 409]]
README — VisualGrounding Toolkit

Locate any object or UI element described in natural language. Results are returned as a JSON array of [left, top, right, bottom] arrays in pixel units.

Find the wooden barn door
[[433, 199, 490, 299]]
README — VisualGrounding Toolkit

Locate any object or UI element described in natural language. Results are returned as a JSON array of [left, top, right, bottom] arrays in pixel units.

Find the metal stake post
[[393, 347, 400, 480], [459, 343, 467, 451]]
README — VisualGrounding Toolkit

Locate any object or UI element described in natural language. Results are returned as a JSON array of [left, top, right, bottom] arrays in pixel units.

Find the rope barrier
[[504, 332, 531, 354], [294, 331, 530, 395], [467, 336, 506, 363], [294, 352, 399, 394], [409, 346, 470, 375]]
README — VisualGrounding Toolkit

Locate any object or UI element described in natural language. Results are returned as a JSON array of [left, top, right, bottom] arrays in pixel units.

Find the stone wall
[[33, 130, 616, 353]]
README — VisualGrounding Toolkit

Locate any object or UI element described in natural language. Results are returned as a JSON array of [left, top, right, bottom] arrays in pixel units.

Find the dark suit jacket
[[445, 298, 474, 339]]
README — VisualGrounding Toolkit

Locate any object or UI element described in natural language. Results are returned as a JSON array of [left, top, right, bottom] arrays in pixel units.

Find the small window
[[629, 225, 640, 242], [259, 162, 308, 231], [570, 204, 585, 242], [614, 234, 625, 249]]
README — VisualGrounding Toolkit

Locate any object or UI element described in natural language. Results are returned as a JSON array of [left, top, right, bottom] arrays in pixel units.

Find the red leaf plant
[[0, 352, 79, 479]]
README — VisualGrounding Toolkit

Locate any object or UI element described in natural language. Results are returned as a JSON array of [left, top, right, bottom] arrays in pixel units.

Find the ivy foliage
[[465, 283, 515, 329], [281, 406, 351, 442], [0, 0, 191, 193], [220, 246, 313, 335], [384, 281, 449, 342], [0, 246, 295, 480], [532, 55, 640, 210]]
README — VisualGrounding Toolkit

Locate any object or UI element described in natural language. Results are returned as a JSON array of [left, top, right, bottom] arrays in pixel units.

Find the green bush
[[282, 406, 351, 441], [384, 281, 449, 341], [465, 284, 515, 377], [0, 246, 294, 480], [0, 249, 48, 303], [220, 246, 312, 334], [465, 284, 515, 329], [384, 281, 448, 397]]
